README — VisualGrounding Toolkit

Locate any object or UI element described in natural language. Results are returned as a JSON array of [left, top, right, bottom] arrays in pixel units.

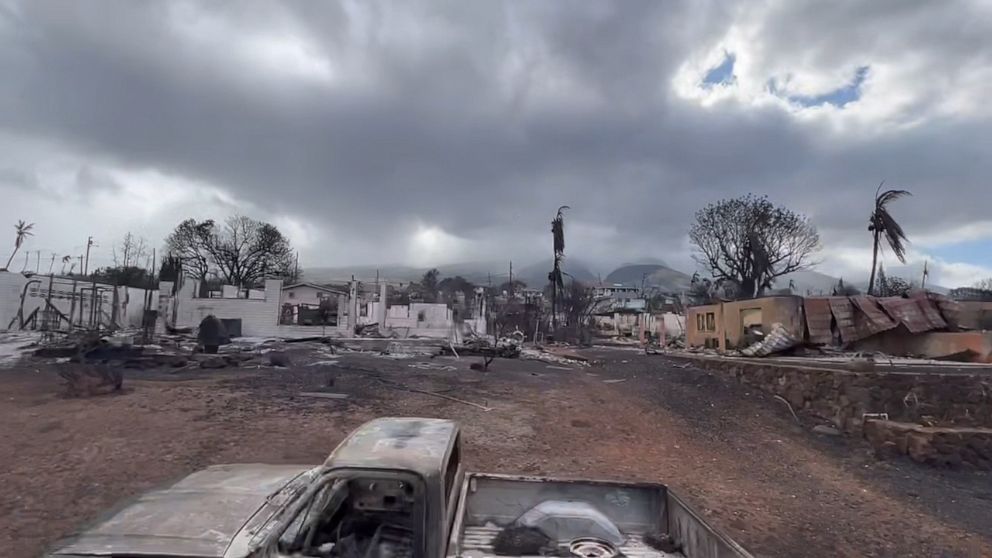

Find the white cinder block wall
[[169, 279, 284, 337], [160, 277, 486, 340]]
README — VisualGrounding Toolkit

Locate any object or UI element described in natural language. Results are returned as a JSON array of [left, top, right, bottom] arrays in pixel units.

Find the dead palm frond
[[871, 187, 911, 261], [867, 183, 911, 294]]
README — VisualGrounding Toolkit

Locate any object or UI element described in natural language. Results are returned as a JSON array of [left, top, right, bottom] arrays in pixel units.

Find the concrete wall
[[687, 296, 804, 350], [854, 329, 992, 362], [282, 284, 343, 307], [659, 312, 686, 336], [957, 301, 992, 330], [162, 278, 482, 340], [168, 278, 284, 337], [687, 303, 724, 349], [0, 271, 153, 331]]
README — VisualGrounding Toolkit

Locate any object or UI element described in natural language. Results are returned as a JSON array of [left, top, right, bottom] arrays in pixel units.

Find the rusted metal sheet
[[909, 292, 947, 329], [925, 292, 961, 327], [850, 296, 898, 337], [828, 297, 860, 342], [804, 297, 833, 345], [930, 293, 962, 327], [877, 297, 934, 333]]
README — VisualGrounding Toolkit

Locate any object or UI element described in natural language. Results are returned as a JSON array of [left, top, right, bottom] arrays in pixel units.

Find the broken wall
[[854, 329, 992, 362], [0, 271, 153, 330], [687, 296, 803, 350], [686, 303, 724, 349], [957, 301, 992, 330], [167, 278, 284, 337]]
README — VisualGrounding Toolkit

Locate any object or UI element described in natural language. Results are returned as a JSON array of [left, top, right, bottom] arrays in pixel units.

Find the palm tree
[[549, 206, 569, 329], [3, 220, 35, 271], [867, 183, 911, 295], [60, 255, 72, 275]]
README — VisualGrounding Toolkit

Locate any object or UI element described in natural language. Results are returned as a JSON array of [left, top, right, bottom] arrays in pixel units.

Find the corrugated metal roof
[[804, 297, 833, 345], [828, 297, 860, 342], [909, 292, 947, 329], [850, 296, 898, 337], [930, 292, 962, 327], [877, 297, 933, 333]]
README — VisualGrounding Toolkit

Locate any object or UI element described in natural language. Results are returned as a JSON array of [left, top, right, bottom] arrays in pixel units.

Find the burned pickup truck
[[48, 418, 750, 558]]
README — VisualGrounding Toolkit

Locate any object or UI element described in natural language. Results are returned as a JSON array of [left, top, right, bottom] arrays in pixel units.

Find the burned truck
[[48, 418, 750, 558]]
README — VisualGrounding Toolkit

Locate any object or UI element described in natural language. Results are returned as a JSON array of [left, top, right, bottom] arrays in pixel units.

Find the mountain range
[[304, 260, 946, 294]]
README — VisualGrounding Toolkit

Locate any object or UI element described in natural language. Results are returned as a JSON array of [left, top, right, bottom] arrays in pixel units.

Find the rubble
[[739, 322, 800, 357], [520, 347, 591, 367], [268, 351, 293, 367], [59, 364, 123, 397]]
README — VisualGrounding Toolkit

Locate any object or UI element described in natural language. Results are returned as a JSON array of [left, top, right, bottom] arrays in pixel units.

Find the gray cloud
[[0, 0, 990, 284]]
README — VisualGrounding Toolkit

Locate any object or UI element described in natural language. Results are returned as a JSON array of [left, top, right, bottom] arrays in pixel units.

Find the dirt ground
[[2, 344, 991, 558]]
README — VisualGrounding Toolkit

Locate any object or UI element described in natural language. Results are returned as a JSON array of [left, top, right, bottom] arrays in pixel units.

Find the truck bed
[[448, 474, 750, 558], [460, 524, 682, 558]]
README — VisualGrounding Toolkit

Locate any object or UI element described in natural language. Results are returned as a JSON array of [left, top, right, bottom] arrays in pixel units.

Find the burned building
[[686, 291, 992, 362]]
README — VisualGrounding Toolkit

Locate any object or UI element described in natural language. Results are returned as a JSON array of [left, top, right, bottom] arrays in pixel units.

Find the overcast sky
[[1, 1, 990, 286]]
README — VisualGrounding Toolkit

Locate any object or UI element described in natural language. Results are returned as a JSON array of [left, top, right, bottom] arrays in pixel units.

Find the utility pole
[[48, 253, 56, 274], [83, 236, 94, 276], [35, 250, 40, 273], [78, 255, 84, 275], [293, 251, 299, 282]]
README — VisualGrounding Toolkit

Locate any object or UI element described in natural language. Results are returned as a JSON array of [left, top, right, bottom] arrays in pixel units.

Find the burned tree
[[419, 268, 440, 302], [165, 218, 213, 283], [206, 216, 294, 287], [689, 194, 819, 299], [867, 184, 911, 295], [112, 232, 148, 268], [165, 216, 295, 290], [548, 206, 569, 329]]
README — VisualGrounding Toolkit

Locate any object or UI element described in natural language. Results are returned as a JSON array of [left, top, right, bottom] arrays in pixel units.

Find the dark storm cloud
[[0, 0, 990, 281]]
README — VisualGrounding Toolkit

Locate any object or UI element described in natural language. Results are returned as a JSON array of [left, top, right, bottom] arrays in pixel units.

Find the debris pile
[[446, 336, 522, 359], [739, 323, 800, 357], [59, 364, 123, 397]]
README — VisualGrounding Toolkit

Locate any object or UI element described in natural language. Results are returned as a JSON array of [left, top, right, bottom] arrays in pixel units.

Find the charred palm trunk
[[867, 228, 880, 295]]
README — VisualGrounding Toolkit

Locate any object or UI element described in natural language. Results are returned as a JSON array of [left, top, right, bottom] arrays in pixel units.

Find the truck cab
[[249, 418, 464, 558]]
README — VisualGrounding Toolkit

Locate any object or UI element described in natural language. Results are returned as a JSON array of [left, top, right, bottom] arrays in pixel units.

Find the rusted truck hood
[[50, 463, 312, 558]]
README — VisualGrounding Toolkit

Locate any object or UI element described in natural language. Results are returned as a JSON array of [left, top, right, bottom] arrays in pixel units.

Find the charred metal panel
[[909, 292, 947, 330], [324, 417, 457, 482], [804, 298, 833, 345], [930, 292, 962, 327], [850, 296, 897, 337], [827, 297, 859, 343], [877, 297, 933, 333]]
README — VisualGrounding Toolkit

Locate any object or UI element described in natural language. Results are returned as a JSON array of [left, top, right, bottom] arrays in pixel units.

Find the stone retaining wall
[[676, 356, 992, 433], [864, 419, 992, 470]]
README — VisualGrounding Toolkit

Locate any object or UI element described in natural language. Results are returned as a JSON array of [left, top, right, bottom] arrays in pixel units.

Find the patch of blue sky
[[702, 52, 735, 86], [926, 237, 992, 267], [771, 66, 869, 108]]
